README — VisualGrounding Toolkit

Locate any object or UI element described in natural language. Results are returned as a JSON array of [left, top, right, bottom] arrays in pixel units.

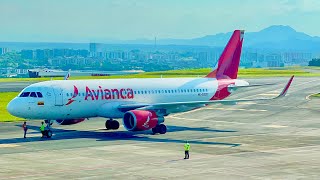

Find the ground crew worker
[[22, 121, 28, 138], [40, 121, 45, 138], [184, 141, 190, 159]]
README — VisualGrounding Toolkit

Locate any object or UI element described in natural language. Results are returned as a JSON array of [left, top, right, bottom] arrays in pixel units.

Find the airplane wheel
[[105, 120, 112, 129], [111, 120, 120, 130], [47, 130, 53, 138], [159, 124, 167, 134], [152, 127, 158, 134]]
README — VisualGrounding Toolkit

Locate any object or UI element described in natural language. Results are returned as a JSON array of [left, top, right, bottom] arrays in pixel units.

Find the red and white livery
[[7, 30, 294, 137]]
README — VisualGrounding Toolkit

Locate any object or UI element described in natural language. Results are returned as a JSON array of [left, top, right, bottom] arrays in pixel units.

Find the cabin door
[[52, 86, 64, 106]]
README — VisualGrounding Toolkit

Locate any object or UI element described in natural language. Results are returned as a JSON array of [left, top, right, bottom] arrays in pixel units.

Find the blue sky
[[0, 0, 320, 42]]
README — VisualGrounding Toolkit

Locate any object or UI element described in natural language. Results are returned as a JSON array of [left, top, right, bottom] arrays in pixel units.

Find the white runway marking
[[171, 108, 204, 116], [263, 124, 288, 128], [205, 107, 267, 112], [290, 79, 319, 93], [170, 116, 246, 124], [171, 107, 267, 117], [243, 79, 319, 99], [238, 102, 256, 105], [305, 93, 319, 100], [0, 144, 20, 148], [258, 93, 280, 96]]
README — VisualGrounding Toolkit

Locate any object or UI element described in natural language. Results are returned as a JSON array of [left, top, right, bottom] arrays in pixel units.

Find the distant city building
[[282, 52, 312, 65], [0, 48, 9, 55], [53, 49, 65, 57], [27, 69, 143, 78], [89, 43, 103, 57], [21, 50, 34, 59], [11, 45, 317, 72], [265, 54, 283, 67], [23, 49, 90, 62]]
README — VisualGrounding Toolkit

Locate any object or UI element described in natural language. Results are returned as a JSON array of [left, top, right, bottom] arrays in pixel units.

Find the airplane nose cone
[[7, 100, 18, 116]]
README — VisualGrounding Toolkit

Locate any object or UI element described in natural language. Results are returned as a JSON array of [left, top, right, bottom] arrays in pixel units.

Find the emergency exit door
[[52, 86, 64, 106]]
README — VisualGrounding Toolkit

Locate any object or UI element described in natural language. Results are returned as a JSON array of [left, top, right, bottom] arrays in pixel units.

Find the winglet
[[277, 75, 294, 98]]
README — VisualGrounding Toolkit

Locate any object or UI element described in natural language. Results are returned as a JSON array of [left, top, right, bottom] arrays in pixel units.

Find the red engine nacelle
[[55, 118, 85, 125], [123, 110, 164, 131]]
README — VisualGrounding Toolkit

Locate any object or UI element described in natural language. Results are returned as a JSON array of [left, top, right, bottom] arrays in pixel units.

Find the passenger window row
[[20, 92, 43, 98], [66, 92, 90, 97], [65, 88, 209, 97], [134, 88, 208, 95]]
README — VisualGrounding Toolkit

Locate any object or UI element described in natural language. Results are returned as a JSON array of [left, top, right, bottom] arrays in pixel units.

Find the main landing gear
[[44, 120, 53, 138], [105, 119, 120, 130], [152, 124, 167, 135]]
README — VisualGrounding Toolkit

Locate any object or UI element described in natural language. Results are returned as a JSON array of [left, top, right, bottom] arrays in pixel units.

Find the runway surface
[[0, 77, 319, 179], [0, 82, 37, 92]]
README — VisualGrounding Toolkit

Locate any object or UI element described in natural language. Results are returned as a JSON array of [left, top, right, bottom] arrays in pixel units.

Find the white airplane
[[7, 30, 294, 138]]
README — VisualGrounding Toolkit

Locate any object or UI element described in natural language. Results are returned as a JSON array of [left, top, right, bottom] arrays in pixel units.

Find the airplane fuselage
[[7, 78, 249, 120]]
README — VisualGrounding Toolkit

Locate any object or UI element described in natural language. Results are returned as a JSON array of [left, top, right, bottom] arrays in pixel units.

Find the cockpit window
[[36, 92, 43, 98], [20, 92, 30, 97], [30, 92, 37, 98], [19, 91, 44, 98]]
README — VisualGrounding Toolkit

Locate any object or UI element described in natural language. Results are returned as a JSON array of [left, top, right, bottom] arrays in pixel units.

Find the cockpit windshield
[[20, 92, 30, 97], [36, 92, 43, 97], [19, 92, 43, 98], [30, 92, 37, 97]]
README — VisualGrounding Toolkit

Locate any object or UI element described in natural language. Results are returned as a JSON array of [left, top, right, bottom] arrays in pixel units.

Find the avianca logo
[[66, 85, 78, 105], [142, 112, 152, 129], [66, 85, 134, 105]]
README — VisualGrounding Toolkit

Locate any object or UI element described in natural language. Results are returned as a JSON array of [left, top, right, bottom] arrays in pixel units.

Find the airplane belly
[[97, 102, 125, 118]]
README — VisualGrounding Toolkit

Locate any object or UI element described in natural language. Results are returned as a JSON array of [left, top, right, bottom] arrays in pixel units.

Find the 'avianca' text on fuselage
[[66, 85, 135, 105], [85, 86, 134, 101]]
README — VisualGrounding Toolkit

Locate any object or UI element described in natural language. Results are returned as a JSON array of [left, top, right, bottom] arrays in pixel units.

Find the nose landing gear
[[44, 120, 53, 138]]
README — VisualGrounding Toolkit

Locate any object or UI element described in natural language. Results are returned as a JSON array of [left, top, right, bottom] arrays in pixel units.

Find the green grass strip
[[0, 92, 24, 122]]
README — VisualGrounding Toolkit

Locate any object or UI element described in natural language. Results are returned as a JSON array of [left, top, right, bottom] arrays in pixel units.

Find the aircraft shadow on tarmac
[[0, 125, 240, 147]]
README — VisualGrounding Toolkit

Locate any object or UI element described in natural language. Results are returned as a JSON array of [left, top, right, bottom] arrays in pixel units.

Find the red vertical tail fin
[[206, 30, 244, 79]]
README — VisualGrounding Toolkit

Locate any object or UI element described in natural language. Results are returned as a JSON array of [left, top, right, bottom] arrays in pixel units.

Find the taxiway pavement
[[0, 77, 319, 179], [0, 82, 37, 92]]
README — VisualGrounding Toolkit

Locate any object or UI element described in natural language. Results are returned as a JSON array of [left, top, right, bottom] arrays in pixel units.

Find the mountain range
[[122, 25, 320, 52]]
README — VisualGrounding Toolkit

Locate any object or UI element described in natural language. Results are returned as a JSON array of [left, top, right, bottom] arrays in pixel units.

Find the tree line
[[309, 58, 320, 66]]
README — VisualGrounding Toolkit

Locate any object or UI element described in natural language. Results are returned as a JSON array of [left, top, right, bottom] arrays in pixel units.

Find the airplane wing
[[118, 76, 294, 113], [227, 83, 276, 92]]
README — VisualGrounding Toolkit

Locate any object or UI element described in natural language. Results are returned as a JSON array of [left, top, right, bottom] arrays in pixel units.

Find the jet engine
[[55, 118, 85, 125], [123, 110, 164, 131]]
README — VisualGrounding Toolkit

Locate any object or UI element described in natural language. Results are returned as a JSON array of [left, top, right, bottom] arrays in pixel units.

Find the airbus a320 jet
[[7, 30, 294, 138]]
